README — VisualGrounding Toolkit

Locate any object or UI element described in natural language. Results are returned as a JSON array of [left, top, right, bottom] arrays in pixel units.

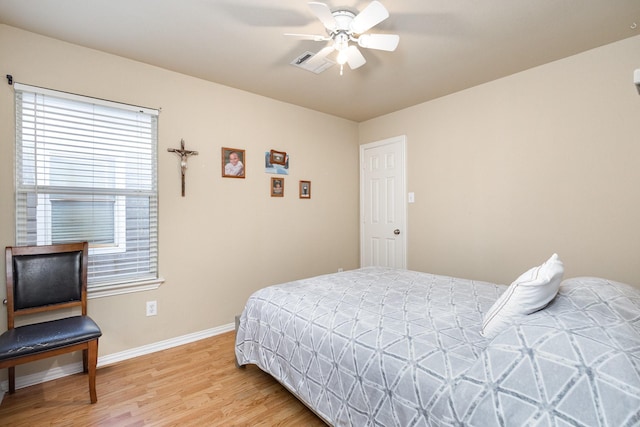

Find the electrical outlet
[[146, 300, 157, 316]]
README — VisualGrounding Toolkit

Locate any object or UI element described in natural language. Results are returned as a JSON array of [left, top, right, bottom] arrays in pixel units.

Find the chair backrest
[[5, 242, 89, 328]]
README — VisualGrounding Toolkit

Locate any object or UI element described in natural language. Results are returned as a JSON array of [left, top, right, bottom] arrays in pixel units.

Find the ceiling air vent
[[291, 51, 335, 74]]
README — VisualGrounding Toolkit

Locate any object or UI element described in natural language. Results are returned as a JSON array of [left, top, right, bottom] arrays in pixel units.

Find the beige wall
[[360, 35, 640, 287], [0, 25, 360, 375]]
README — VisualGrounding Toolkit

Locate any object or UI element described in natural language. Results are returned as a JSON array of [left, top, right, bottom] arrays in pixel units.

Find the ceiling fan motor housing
[[331, 10, 357, 34]]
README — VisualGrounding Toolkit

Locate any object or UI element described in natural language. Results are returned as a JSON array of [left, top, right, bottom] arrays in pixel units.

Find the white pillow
[[481, 253, 564, 339]]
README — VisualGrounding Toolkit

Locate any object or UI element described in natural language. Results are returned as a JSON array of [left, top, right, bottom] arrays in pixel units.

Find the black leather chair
[[0, 242, 102, 403]]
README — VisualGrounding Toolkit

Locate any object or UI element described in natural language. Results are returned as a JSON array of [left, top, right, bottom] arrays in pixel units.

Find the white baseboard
[[0, 322, 235, 404], [96, 322, 235, 367]]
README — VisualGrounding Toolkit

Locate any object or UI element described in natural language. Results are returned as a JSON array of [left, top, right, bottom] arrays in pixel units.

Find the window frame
[[14, 83, 164, 298]]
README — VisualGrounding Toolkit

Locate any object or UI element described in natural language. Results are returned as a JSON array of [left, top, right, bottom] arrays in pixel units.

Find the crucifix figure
[[168, 139, 198, 197]]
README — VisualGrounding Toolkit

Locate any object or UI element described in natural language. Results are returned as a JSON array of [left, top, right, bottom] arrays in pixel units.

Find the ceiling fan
[[286, 1, 399, 75]]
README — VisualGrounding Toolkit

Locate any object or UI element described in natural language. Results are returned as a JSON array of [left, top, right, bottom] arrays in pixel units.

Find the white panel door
[[360, 136, 407, 268]]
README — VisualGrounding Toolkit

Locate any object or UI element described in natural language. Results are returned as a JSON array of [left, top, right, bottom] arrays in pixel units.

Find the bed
[[235, 266, 640, 426]]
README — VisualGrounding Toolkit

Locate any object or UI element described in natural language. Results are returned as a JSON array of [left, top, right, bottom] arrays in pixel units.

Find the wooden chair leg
[[8, 366, 15, 394], [87, 340, 99, 404], [82, 348, 89, 373]]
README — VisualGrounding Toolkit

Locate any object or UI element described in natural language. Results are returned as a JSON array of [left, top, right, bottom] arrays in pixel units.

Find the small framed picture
[[299, 181, 311, 199], [222, 147, 245, 178], [270, 150, 287, 165], [271, 177, 284, 197]]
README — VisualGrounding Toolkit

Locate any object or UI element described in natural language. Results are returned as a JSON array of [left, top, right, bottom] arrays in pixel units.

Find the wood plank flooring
[[0, 331, 326, 426]]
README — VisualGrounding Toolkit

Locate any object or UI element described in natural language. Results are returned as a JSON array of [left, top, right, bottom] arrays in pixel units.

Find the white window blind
[[14, 83, 159, 292]]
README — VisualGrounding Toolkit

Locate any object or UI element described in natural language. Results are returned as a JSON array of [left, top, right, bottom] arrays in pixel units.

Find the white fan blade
[[345, 45, 366, 69], [357, 34, 399, 51], [284, 33, 328, 42], [306, 45, 336, 68], [350, 1, 389, 34], [308, 2, 337, 31]]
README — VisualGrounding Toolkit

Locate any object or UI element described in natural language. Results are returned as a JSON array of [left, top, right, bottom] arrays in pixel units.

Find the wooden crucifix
[[168, 139, 198, 197]]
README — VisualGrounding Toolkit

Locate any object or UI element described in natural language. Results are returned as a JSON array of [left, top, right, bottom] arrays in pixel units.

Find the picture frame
[[271, 177, 284, 197], [222, 147, 245, 178], [264, 151, 289, 175], [299, 180, 311, 199], [270, 149, 287, 166]]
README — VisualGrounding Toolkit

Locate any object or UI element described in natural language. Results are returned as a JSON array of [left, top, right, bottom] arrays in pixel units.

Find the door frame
[[359, 135, 408, 268]]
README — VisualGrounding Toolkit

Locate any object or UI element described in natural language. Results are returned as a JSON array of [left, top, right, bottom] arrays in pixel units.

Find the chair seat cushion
[[0, 315, 102, 360]]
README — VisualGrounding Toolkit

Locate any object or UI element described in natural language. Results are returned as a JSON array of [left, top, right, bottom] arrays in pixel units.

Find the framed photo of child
[[222, 147, 245, 178], [271, 177, 284, 197]]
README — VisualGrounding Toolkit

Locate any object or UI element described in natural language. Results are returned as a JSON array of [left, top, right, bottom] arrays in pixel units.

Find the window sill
[[88, 277, 165, 299]]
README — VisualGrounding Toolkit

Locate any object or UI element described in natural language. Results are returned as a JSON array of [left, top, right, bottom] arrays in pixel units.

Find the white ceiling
[[1, 0, 639, 122]]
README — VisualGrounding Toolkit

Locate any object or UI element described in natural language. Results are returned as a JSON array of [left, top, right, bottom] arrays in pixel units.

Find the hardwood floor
[[0, 331, 326, 426]]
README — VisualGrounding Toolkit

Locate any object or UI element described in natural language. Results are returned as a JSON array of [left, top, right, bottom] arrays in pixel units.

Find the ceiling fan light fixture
[[337, 49, 349, 65], [334, 32, 349, 50]]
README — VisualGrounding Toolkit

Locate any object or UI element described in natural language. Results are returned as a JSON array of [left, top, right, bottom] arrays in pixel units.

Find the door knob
[[394, 229, 400, 235]]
